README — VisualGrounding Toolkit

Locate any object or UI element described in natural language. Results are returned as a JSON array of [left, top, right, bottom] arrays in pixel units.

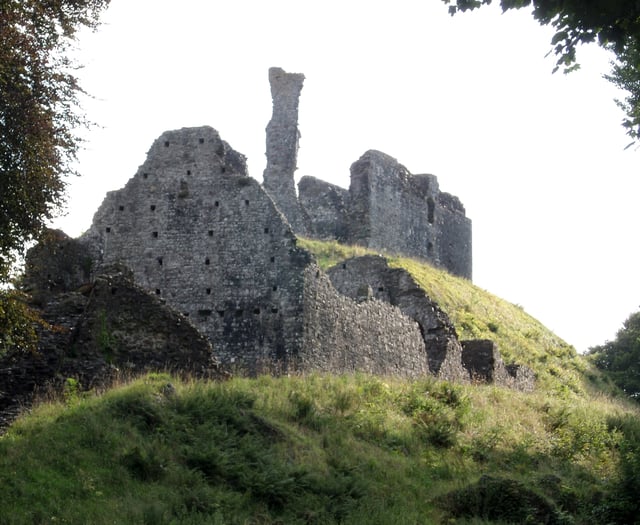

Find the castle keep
[[263, 67, 472, 280], [4, 67, 533, 408]]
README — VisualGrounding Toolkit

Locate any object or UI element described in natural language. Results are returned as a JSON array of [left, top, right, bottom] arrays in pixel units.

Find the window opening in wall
[[214, 201, 219, 207], [220, 167, 226, 174], [152, 231, 158, 238], [342, 263, 347, 269], [150, 205, 156, 211], [158, 257, 163, 266], [272, 285, 277, 291], [106, 227, 111, 233], [378, 286, 384, 292], [187, 170, 191, 176], [205, 258, 210, 265], [208, 230, 214, 236], [164, 141, 170, 147], [143, 173, 148, 179], [264, 227, 269, 234], [235, 309, 243, 317], [244, 199, 249, 206], [206, 288, 211, 295], [427, 241, 434, 256], [155, 289, 161, 295], [198, 309, 212, 317], [253, 308, 260, 315], [183, 312, 190, 317], [118, 205, 124, 211], [427, 197, 435, 224], [270, 256, 275, 263], [271, 307, 278, 314], [111, 287, 117, 295], [217, 310, 225, 317], [199, 138, 204, 144]]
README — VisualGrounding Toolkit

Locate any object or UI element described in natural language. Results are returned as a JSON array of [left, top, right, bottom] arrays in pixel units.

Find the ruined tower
[[263, 67, 309, 235]]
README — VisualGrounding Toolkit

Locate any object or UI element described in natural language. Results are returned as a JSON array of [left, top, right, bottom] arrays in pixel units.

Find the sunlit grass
[[1, 372, 639, 524]]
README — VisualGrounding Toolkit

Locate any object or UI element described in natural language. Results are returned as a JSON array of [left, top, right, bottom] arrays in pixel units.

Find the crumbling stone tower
[[263, 67, 309, 235]]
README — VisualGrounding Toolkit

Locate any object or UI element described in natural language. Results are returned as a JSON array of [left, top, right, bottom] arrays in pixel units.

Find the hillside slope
[[1, 239, 638, 524], [300, 238, 612, 399]]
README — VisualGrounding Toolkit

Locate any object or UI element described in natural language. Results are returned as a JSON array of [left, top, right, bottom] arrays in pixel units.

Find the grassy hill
[[1, 240, 639, 524]]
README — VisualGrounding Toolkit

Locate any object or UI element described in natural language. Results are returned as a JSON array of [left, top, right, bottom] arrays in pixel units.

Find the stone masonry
[[327, 255, 469, 382], [2, 68, 535, 421], [263, 67, 309, 235], [80, 126, 429, 376], [263, 68, 472, 279]]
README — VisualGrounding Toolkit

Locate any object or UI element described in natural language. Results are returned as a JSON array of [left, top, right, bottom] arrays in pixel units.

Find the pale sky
[[53, 0, 640, 353]]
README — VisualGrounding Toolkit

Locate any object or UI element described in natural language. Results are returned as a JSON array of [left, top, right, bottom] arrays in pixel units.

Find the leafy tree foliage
[[442, 0, 640, 145], [0, 0, 110, 283], [588, 311, 640, 402], [0, 290, 41, 357]]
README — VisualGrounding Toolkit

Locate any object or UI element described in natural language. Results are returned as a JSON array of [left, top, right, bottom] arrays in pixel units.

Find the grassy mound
[[299, 238, 618, 399], [1, 373, 639, 524], [2, 238, 638, 524]]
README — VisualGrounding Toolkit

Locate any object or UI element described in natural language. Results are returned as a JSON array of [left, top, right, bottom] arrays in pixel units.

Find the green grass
[[1, 373, 639, 524]]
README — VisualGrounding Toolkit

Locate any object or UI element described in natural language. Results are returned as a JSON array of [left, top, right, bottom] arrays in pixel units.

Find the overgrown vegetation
[[588, 310, 640, 403], [1, 373, 639, 524]]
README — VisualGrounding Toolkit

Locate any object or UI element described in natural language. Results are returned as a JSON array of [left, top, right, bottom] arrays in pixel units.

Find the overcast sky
[[53, 0, 640, 352]]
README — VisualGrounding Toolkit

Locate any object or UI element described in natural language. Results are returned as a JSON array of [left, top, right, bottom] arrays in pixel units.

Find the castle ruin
[[262, 67, 472, 280], [2, 67, 533, 415]]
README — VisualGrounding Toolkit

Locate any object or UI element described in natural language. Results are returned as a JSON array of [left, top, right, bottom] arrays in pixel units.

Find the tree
[[442, 0, 640, 146], [588, 311, 640, 402], [0, 0, 110, 284]]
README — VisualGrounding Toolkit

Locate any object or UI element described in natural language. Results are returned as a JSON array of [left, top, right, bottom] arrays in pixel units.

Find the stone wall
[[327, 255, 469, 382], [461, 340, 535, 392], [298, 176, 349, 240], [262, 67, 309, 235], [260, 68, 472, 280], [83, 126, 311, 373], [300, 264, 429, 378], [344, 151, 472, 279], [79, 126, 434, 378]]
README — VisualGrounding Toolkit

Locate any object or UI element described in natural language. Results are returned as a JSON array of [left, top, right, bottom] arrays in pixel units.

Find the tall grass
[[1, 372, 639, 524]]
